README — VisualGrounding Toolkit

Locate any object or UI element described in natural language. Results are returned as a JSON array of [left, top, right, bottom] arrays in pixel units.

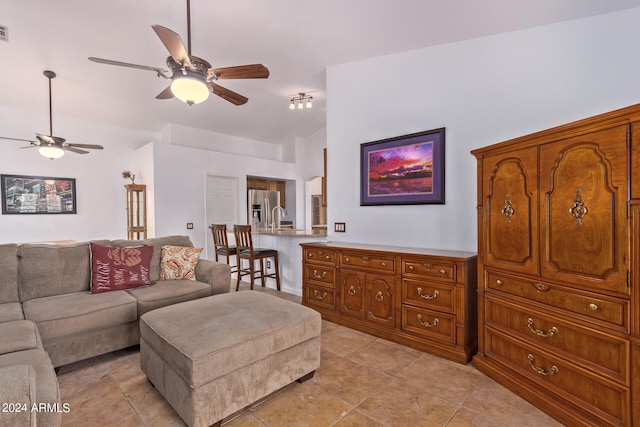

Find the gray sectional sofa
[[0, 235, 231, 427]]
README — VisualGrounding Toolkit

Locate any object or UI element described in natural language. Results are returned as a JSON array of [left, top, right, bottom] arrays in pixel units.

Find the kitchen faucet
[[271, 206, 286, 232]]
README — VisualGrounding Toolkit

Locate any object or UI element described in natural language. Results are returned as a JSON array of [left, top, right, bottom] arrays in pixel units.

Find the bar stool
[[210, 224, 237, 273], [233, 224, 281, 291]]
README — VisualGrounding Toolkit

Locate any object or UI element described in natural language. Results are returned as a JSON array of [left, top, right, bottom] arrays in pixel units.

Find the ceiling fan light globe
[[39, 145, 64, 159], [171, 74, 209, 105]]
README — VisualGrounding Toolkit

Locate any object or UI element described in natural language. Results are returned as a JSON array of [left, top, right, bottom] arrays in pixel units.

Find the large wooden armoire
[[472, 104, 640, 427]]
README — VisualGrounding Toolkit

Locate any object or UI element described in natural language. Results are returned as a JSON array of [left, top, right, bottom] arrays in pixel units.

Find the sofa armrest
[[195, 259, 231, 295], [0, 365, 37, 427]]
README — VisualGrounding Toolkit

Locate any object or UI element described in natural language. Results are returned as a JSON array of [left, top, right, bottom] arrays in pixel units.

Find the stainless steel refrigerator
[[247, 189, 280, 229]]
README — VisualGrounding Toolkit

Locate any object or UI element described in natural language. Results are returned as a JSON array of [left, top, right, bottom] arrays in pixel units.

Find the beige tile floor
[[56, 283, 562, 426]]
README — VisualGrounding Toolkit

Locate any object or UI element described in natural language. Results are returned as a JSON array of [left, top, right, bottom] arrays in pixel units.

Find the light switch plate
[[334, 222, 346, 232], [187, 223, 194, 229]]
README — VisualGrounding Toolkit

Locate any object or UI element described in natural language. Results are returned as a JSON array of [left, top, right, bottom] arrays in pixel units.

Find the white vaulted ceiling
[[2, 0, 640, 146]]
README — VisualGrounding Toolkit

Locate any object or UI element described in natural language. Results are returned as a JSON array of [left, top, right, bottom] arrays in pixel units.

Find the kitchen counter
[[252, 228, 328, 238]]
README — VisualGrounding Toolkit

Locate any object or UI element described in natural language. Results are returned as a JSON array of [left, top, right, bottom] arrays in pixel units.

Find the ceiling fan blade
[[152, 25, 193, 68], [156, 85, 175, 99], [64, 147, 90, 155], [20, 144, 39, 149], [0, 136, 38, 144], [210, 64, 270, 80], [36, 134, 66, 145], [89, 57, 169, 75], [209, 82, 248, 105], [65, 143, 104, 150]]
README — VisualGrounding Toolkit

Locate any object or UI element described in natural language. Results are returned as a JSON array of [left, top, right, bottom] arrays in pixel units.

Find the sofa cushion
[[17, 240, 109, 302], [0, 349, 60, 427], [22, 291, 137, 340], [159, 245, 203, 280], [0, 320, 42, 355], [0, 365, 37, 427], [111, 236, 193, 282], [90, 242, 154, 293], [0, 302, 24, 323], [126, 280, 212, 316], [0, 244, 19, 304]]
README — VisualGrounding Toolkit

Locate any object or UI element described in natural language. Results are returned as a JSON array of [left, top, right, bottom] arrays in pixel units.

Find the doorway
[[205, 175, 239, 260]]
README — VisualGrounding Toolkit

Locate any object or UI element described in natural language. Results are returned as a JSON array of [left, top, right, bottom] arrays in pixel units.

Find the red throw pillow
[[90, 242, 154, 293]]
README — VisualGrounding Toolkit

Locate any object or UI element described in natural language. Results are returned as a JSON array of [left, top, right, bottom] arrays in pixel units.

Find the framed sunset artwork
[[360, 128, 445, 205]]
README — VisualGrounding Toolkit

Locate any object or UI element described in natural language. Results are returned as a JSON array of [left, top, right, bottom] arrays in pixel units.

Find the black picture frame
[[1, 174, 77, 214], [360, 128, 445, 205]]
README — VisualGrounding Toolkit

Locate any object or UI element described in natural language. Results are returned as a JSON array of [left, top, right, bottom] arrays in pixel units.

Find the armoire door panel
[[483, 148, 539, 275], [539, 126, 629, 294]]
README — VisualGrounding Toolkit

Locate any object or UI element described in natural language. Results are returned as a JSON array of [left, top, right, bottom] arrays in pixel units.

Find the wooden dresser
[[472, 104, 640, 426], [300, 242, 477, 363]]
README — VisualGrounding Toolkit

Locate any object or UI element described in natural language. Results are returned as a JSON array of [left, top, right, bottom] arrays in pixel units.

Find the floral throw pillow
[[90, 242, 154, 293], [159, 245, 203, 280]]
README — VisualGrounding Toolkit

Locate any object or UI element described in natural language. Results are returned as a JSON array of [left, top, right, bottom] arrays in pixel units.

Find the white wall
[[326, 8, 640, 252], [0, 105, 158, 243]]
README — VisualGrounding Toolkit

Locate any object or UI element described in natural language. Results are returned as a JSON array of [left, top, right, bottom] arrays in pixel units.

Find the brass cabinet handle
[[417, 314, 439, 328], [381, 262, 387, 267], [325, 255, 331, 260], [312, 269, 327, 279], [313, 290, 327, 300], [568, 188, 588, 226], [501, 194, 515, 223], [362, 256, 370, 262], [345, 257, 350, 262], [589, 303, 599, 311], [417, 287, 439, 300], [408, 265, 415, 271], [527, 354, 558, 376], [439, 269, 446, 275], [348, 286, 356, 296], [527, 318, 559, 338], [423, 263, 431, 269], [375, 291, 384, 302], [533, 283, 549, 292], [496, 279, 504, 286]]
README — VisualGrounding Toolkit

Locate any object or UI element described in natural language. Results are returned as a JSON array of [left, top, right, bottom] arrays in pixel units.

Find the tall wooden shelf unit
[[472, 104, 640, 426], [125, 184, 147, 240]]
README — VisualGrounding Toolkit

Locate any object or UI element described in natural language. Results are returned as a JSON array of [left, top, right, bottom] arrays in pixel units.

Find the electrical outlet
[[186, 223, 193, 229], [335, 222, 346, 232], [266, 261, 271, 268]]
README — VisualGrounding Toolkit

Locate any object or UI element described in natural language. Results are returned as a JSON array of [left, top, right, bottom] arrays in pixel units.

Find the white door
[[205, 175, 239, 259]]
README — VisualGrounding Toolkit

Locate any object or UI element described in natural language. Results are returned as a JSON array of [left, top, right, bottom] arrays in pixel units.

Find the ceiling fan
[[0, 70, 104, 160], [88, 0, 269, 106]]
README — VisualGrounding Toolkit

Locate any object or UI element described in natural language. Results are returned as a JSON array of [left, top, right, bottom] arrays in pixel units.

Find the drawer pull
[[362, 256, 370, 262], [527, 354, 558, 376], [313, 290, 327, 300], [325, 255, 331, 260], [423, 263, 431, 269], [375, 291, 384, 302], [533, 283, 549, 292], [417, 287, 440, 300], [313, 269, 327, 279], [439, 269, 446, 275], [408, 265, 415, 271], [348, 286, 356, 296], [381, 262, 387, 267], [496, 279, 503, 286], [417, 314, 439, 328], [345, 257, 350, 262], [589, 303, 599, 311], [527, 318, 559, 338]]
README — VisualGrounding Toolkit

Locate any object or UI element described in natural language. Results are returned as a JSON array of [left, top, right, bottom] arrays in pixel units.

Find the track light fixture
[[289, 92, 313, 110]]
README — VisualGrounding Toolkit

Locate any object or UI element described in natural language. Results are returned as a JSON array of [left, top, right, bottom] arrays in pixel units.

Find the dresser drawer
[[341, 252, 395, 272], [486, 296, 628, 381], [487, 271, 628, 330], [304, 283, 336, 310], [402, 305, 455, 344], [402, 259, 456, 282], [486, 330, 629, 425], [303, 264, 336, 287], [402, 279, 455, 314], [304, 248, 336, 265]]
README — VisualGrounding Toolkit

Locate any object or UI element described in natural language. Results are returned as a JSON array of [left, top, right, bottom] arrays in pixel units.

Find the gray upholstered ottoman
[[139, 291, 321, 427]]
